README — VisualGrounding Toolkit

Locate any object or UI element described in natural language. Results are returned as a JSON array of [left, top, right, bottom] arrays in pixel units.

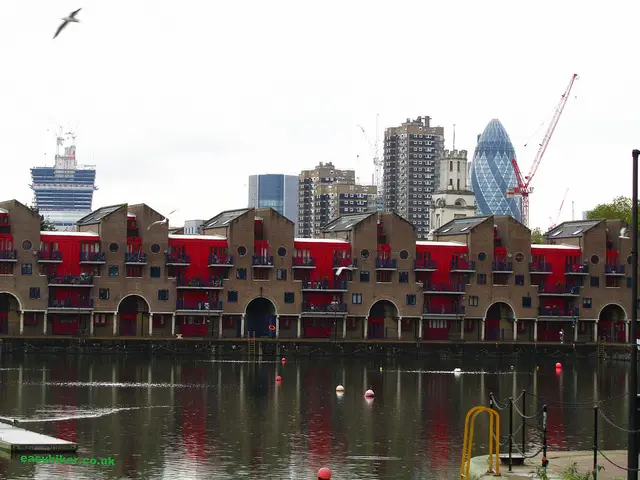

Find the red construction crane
[[507, 73, 579, 227]]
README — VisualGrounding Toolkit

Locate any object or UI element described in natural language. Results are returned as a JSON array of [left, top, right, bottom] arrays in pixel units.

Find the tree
[[29, 206, 56, 231], [531, 227, 545, 244], [586, 195, 639, 226]]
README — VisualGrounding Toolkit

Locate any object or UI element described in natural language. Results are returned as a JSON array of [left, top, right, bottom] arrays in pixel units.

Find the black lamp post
[[628, 149, 639, 479]]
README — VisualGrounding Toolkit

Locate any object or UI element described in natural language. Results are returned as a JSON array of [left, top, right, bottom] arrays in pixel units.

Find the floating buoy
[[317, 467, 332, 479], [453, 368, 462, 373], [336, 385, 345, 392], [276, 376, 282, 382], [555, 362, 562, 369], [281, 357, 286, 363], [364, 389, 375, 398]]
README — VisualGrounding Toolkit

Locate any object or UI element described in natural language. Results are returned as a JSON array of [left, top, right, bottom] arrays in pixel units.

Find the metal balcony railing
[[450, 259, 475, 271], [423, 282, 466, 293], [538, 284, 581, 295], [48, 274, 94, 286], [252, 255, 274, 266], [166, 253, 191, 264], [0, 250, 17, 260], [37, 250, 62, 261], [48, 298, 94, 308], [423, 304, 465, 315], [80, 251, 105, 263], [529, 262, 552, 273], [538, 307, 580, 317], [176, 277, 224, 288], [375, 258, 397, 269], [302, 302, 348, 313], [302, 280, 348, 290], [292, 257, 316, 267], [565, 264, 588, 274], [414, 259, 437, 270], [333, 257, 356, 268], [176, 300, 223, 311], [125, 252, 147, 263], [208, 254, 233, 266], [605, 264, 625, 274], [492, 261, 513, 272]]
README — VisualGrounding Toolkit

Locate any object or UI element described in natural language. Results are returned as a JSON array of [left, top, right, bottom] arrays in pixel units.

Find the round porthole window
[[399, 250, 409, 260], [515, 253, 524, 263], [277, 247, 287, 257], [109, 243, 119, 253], [237, 246, 247, 257], [628, 255, 633, 265], [21, 240, 32, 251], [478, 252, 487, 262], [150, 244, 160, 254], [591, 254, 600, 265], [361, 249, 370, 259]]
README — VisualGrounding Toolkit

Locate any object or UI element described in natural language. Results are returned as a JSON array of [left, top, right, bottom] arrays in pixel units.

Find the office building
[[248, 174, 298, 228]]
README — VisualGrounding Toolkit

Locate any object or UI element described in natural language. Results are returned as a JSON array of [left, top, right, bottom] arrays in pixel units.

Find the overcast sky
[[1, 1, 638, 231]]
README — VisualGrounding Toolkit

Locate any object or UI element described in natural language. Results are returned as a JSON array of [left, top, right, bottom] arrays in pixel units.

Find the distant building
[[297, 162, 376, 238], [248, 174, 298, 228], [183, 219, 205, 235], [383, 116, 444, 238], [468, 119, 521, 221], [429, 149, 476, 232]]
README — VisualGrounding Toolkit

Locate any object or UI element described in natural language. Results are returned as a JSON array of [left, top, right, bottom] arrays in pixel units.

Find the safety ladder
[[248, 333, 257, 356], [597, 340, 606, 360]]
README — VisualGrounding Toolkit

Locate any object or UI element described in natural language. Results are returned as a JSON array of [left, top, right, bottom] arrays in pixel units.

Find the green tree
[[29, 206, 56, 231], [587, 195, 639, 226], [531, 227, 545, 244]]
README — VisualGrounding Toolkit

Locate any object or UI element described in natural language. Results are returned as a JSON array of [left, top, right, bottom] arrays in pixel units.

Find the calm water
[[0, 354, 632, 479]]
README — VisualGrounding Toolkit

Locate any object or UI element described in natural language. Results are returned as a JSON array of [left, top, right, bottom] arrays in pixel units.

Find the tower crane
[[548, 187, 570, 230], [357, 114, 383, 205], [507, 73, 578, 227]]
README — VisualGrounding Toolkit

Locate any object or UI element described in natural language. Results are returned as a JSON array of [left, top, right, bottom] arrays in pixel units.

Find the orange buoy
[[317, 467, 332, 479]]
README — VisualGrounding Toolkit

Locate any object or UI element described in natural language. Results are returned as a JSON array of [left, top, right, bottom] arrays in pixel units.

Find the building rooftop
[[76, 205, 126, 226], [545, 220, 601, 239], [532, 243, 582, 250], [168, 233, 226, 241], [322, 213, 375, 233], [294, 237, 350, 244], [416, 240, 466, 247], [434, 216, 490, 236], [203, 209, 251, 229], [41, 231, 99, 237]]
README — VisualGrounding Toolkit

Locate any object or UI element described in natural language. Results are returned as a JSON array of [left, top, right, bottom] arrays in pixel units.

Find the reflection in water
[[0, 356, 633, 479]]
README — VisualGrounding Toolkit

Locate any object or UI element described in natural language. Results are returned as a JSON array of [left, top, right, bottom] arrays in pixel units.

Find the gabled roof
[[434, 216, 491, 236], [76, 204, 126, 226], [202, 208, 251, 229], [322, 212, 376, 233], [545, 220, 602, 239]]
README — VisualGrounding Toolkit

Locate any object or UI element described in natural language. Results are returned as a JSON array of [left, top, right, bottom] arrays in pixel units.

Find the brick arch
[[0, 291, 22, 311], [598, 303, 627, 321], [483, 300, 517, 321], [116, 294, 151, 312], [368, 298, 400, 318]]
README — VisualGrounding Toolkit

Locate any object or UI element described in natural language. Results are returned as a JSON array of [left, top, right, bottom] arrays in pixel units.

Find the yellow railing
[[460, 406, 501, 479]]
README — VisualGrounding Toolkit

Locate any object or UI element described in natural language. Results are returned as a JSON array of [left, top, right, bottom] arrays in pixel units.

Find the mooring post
[[489, 392, 493, 410], [542, 404, 548, 459], [521, 389, 526, 455], [508, 397, 513, 471], [593, 405, 598, 480]]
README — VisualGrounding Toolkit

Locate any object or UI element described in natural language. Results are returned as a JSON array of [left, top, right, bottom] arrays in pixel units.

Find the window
[[457, 161, 460, 172], [515, 275, 525, 286], [478, 252, 487, 261], [228, 290, 238, 303], [108, 265, 119, 277], [468, 296, 479, 307], [399, 271, 409, 283], [126, 266, 143, 278], [29, 287, 40, 299], [477, 274, 487, 285], [406, 294, 416, 305], [360, 271, 370, 282], [352, 293, 362, 304], [284, 292, 294, 304], [583, 297, 592, 308], [590, 276, 599, 288], [236, 268, 247, 280], [97, 288, 109, 300], [21, 264, 32, 275], [449, 161, 453, 171], [158, 289, 169, 301], [0, 264, 14, 275], [276, 269, 287, 280], [522, 296, 532, 308], [150, 266, 161, 278]]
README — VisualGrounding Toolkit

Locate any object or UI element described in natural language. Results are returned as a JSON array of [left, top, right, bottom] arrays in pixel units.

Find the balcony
[[36, 250, 62, 263], [450, 259, 476, 273], [565, 264, 588, 275], [125, 252, 147, 264], [492, 261, 513, 273], [48, 298, 94, 309], [333, 257, 357, 268], [176, 300, 223, 312], [302, 280, 348, 291], [302, 302, 348, 314], [208, 254, 234, 267], [80, 251, 105, 264], [605, 264, 626, 276], [292, 257, 316, 268], [0, 250, 17, 262], [375, 258, 397, 270], [423, 282, 466, 294], [538, 307, 580, 318], [538, 284, 581, 296], [176, 277, 224, 289], [529, 262, 552, 274], [423, 304, 465, 315], [252, 255, 274, 267], [166, 253, 191, 266], [48, 274, 94, 287], [414, 259, 437, 271]]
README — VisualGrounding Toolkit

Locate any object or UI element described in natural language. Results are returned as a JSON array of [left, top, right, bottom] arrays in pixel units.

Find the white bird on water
[[53, 8, 82, 39], [147, 210, 177, 230]]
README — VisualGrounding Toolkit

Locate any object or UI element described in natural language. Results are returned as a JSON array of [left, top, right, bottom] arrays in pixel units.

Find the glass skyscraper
[[468, 119, 522, 222], [248, 174, 298, 228]]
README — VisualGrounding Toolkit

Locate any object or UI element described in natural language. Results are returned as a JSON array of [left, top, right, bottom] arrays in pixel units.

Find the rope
[[526, 391, 628, 406], [490, 391, 524, 407], [512, 442, 545, 459], [512, 402, 545, 420], [597, 448, 640, 472], [598, 409, 640, 433]]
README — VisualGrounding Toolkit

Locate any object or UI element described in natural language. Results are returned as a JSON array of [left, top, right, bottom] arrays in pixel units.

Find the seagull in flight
[[147, 210, 177, 230], [53, 8, 82, 39]]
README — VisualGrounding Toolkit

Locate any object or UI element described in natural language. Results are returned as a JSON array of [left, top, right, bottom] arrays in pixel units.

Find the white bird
[[335, 266, 354, 277], [53, 8, 82, 39], [147, 210, 177, 230], [620, 227, 629, 240]]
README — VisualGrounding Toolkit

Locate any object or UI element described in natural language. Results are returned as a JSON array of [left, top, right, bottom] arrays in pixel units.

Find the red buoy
[[317, 467, 332, 479], [276, 376, 282, 382], [555, 362, 562, 369], [281, 357, 286, 363]]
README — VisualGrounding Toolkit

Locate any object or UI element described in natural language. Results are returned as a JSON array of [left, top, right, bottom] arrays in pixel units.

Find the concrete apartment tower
[[297, 162, 376, 238], [383, 116, 444, 238], [429, 149, 477, 233]]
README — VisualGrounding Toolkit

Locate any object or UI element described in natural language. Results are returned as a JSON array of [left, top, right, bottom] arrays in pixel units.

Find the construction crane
[[507, 73, 579, 227], [548, 187, 570, 230], [357, 114, 383, 205]]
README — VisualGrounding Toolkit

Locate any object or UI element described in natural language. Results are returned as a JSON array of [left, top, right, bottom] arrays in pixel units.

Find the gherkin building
[[468, 119, 522, 222]]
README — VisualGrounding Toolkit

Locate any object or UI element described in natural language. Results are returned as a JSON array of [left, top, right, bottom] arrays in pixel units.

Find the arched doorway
[[0, 292, 21, 335], [485, 302, 515, 341], [598, 304, 626, 342], [368, 300, 399, 339], [118, 295, 150, 336], [246, 297, 276, 338]]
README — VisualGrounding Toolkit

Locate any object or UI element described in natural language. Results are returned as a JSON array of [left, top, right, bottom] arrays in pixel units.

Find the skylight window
[[552, 231, 562, 237], [572, 229, 583, 235], [461, 226, 470, 232], [442, 228, 453, 233]]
